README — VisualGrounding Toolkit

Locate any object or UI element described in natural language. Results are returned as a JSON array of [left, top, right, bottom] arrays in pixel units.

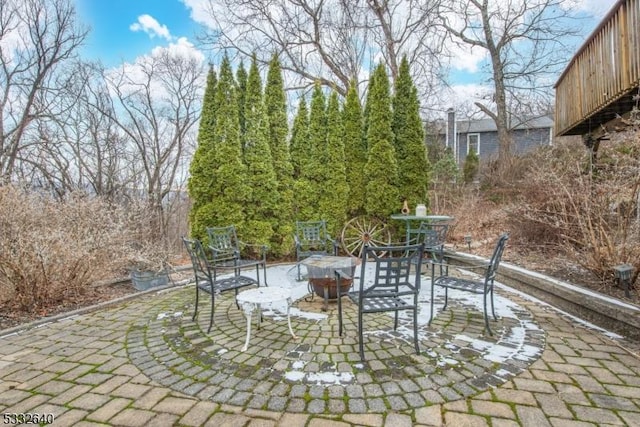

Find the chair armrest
[[335, 269, 352, 281]]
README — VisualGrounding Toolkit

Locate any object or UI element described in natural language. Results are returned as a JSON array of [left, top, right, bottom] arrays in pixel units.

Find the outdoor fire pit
[[301, 255, 360, 310]]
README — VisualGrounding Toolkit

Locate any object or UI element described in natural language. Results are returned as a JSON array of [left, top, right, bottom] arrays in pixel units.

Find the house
[[434, 109, 554, 164]]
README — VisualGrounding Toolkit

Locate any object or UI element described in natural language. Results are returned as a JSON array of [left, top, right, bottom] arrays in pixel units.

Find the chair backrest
[[359, 243, 424, 295], [485, 233, 509, 282], [206, 225, 239, 262], [296, 220, 329, 246], [415, 223, 448, 248], [182, 237, 212, 282]]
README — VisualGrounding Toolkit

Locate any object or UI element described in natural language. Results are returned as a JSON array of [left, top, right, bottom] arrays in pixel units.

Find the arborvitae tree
[[301, 82, 327, 220], [236, 60, 248, 143], [362, 70, 375, 152], [393, 55, 430, 210], [463, 149, 479, 184], [188, 66, 217, 239], [291, 96, 315, 220], [364, 63, 399, 218], [343, 80, 366, 216], [189, 55, 250, 240], [264, 54, 294, 256], [319, 90, 349, 236], [290, 96, 308, 180], [243, 56, 278, 247]]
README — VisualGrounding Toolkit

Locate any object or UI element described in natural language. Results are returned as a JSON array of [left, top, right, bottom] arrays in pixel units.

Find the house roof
[[435, 115, 554, 134]]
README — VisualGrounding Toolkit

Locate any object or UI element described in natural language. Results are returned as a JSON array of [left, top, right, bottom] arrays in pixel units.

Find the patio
[[1, 263, 639, 426], [138, 263, 545, 413]]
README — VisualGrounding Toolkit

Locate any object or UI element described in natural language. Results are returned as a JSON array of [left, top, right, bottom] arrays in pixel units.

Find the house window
[[467, 133, 480, 155]]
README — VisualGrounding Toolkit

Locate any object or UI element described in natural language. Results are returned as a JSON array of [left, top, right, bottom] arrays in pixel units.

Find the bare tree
[[95, 50, 204, 239], [0, 0, 87, 182], [438, 0, 581, 162], [63, 63, 135, 199], [7, 60, 136, 199], [199, 0, 443, 99]]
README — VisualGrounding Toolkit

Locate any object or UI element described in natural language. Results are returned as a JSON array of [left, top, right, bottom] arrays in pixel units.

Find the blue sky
[[75, 0, 204, 67], [74, 0, 619, 103]]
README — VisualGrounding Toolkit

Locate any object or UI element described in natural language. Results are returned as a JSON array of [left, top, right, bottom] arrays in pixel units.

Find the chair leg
[[337, 287, 343, 336], [413, 306, 420, 355], [358, 310, 365, 361], [192, 286, 199, 321], [490, 286, 497, 320], [208, 293, 215, 333], [483, 292, 492, 336], [393, 310, 399, 330], [262, 262, 268, 286], [429, 282, 435, 325], [442, 288, 449, 311]]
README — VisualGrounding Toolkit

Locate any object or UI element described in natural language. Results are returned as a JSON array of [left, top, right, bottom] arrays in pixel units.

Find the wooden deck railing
[[555, 0, 640, 136]]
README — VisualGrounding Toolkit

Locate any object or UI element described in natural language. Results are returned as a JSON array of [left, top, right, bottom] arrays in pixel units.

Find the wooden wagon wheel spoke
[[340, 216, 392, 258], [342, 238, 364, 255]]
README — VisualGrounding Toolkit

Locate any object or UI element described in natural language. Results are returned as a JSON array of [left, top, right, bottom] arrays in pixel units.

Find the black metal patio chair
[[294, 220, 338, 280], [412, 222, 449, 274], [182, 237, 258, 333], [429, 233, 509, 335], [336, 242, 425, 361], [206, 225, 268, 286]]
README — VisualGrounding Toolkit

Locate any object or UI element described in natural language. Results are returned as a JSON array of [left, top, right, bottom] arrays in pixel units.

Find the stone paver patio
[[1, 264, 639, 426]]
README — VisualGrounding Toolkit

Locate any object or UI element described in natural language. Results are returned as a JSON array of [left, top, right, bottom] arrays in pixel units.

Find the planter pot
[[130, 269, 169, 291]]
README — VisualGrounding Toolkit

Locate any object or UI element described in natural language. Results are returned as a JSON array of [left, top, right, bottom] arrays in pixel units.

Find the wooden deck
[[555, 0, 640, 136]]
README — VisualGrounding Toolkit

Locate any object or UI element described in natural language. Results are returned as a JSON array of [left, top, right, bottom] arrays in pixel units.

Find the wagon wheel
[[340, 216, 392, 258]]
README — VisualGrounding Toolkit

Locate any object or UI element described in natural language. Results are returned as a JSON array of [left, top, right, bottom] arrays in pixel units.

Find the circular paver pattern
[[126, 270, 545, 415]]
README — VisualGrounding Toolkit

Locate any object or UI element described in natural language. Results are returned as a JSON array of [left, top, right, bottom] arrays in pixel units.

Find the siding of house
[[452, 128, 552, 163], [432, 112, 554, 165]]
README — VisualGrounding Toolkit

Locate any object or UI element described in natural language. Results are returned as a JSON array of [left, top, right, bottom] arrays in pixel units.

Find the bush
[[0, 185, 169, 313], [507, 134, 640, 286], [462, 150, 479, 183]]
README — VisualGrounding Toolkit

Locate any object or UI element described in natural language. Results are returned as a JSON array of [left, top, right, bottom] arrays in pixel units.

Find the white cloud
[[180, 0, 217, 28], [130, 14, 173, 41], [447, 44, 487, 74], [151, 37, 205, 63], [452, 84, 493, 111]]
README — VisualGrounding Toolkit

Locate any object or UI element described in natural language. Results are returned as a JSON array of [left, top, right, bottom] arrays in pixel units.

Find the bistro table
[[390, 214, 453, 244], [236, 286, 297, 352]]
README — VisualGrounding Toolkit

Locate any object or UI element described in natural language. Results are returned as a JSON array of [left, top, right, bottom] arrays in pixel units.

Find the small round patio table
[[236, 286, 297, 352]]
